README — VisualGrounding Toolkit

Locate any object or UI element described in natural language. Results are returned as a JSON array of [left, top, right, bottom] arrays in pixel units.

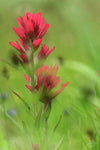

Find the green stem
[[45, 119, 48, 136], [31, 51, 34, 91], [34, 103, 37, 119], [30, 48, 38, 119], [53, 115, 62, 132]]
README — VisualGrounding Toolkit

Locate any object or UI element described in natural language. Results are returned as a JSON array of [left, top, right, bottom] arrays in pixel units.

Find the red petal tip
[[25, 85, 32, 92], [24, 74, 30, 83]]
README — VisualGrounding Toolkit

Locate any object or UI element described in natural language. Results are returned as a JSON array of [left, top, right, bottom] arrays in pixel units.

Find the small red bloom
[[36, 65, 60, 90], [9, 39, 29, 63], [13, 12, 49, 44], [9, 41, 25, 53], [38, 45, 55, 59], [24, 65, 69, 102], [36, 65, 69, 96]]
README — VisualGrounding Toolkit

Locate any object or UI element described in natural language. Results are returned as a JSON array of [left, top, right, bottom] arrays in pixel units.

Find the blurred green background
[[0, 0, 100, 149]]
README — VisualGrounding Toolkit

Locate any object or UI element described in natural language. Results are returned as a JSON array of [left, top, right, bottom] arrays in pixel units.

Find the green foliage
[[0, 0, 100, 149]]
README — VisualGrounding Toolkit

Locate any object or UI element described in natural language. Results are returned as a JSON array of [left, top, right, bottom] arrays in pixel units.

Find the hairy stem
[[31, 51, 34, 91], [30, 48, 38, 119]]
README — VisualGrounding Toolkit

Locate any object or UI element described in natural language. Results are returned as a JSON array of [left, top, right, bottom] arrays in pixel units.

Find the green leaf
[[44, 102, 51, 121], [54, 136, 64, 150], [65, 60, 100, 85], [11, 90, 31, 110]]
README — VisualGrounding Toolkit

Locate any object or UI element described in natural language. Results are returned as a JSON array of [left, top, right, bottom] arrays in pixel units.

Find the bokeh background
[[0, 0, 100, 149]]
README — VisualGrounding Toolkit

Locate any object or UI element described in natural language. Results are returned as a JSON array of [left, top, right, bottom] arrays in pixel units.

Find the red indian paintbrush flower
[[9, 39, 29, 63], [38, 44, 55, 59], [13, 12, 49, 46], [24, 65, 69, 102]]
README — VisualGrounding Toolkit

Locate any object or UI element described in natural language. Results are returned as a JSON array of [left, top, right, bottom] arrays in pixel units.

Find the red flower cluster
[[9, 11, 69, 110], [9, 39, 29, 63], [9, 12, 54, 62], [13, 12, 49, 43], [24, 65, 69, 102], [38, 45, 55, 60]]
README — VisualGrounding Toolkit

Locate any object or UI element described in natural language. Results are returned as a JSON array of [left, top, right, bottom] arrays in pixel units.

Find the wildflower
[[36, 65, 69, 102], [24, 65, 69, 102], [35, 65, 60, 91], [9, 39, 29, 63], [13, 12, 49, 45], [38, 44, 55, 59]]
